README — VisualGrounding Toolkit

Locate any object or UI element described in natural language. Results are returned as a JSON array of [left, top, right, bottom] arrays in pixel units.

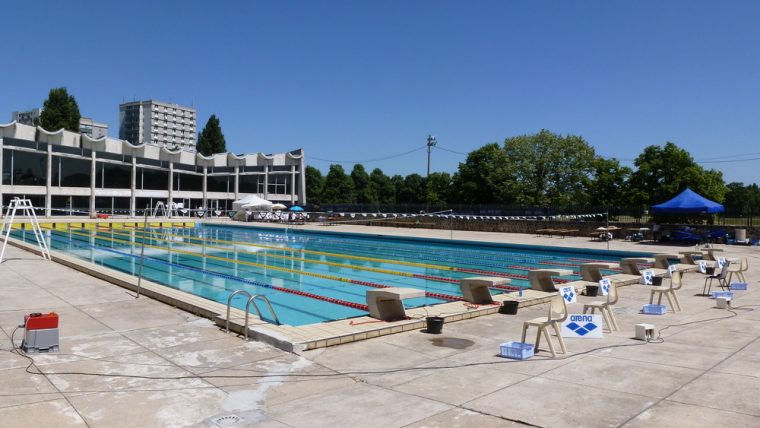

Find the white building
[[11, 109, 42, 126], [79, 117, 109, 139], [119, 100, 196, 152], [12, 109, 109, 139], [1, 121, 306, 216]]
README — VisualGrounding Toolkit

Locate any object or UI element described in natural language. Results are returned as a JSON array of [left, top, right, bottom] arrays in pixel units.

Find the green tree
[[724, 183, 760, 216], [197, 114, 227, 156], [628, 142, 726, 207], [305, 166, 325, 205], [399, 174, 426, 203], [322, 164, 355, 203], [451, 143, 509, 204], [391, 175, 407, 204], [38, 87, 81, 132], [503, 129, 595, 207], [426, 172, 452, 206], [350, 164, 376, 204], [370, 168, 396, 205], [587, 157, 632, 208]]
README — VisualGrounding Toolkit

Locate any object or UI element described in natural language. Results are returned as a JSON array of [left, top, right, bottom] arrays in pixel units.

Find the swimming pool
[[11, 224, 646, 326]]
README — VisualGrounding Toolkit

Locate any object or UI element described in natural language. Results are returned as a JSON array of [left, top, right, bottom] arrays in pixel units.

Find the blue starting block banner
[[561, 314, 603, 338]]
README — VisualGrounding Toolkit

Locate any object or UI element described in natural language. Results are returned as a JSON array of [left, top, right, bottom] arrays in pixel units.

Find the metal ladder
[[1, 198, 51, 263], [225, 290, 281, 339]]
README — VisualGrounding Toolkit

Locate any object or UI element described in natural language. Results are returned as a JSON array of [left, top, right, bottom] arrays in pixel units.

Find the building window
[[55, 156, 91, 187], [4, 150, 46, 186], [207, 175, 229, 193], [267, 174, 290, 195]]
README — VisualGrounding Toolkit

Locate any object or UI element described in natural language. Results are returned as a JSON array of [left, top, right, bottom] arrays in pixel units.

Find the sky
[[2, 1, 759, 183]]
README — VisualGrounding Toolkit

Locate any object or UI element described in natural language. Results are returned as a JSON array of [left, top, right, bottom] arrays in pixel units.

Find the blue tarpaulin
[[650, 188, 724, 214]]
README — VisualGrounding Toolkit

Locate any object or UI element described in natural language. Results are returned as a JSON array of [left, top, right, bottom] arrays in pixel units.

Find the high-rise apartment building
[[119, 100, 196, 151], [11, 108, 42, 125], [79, 117, 109, 139]]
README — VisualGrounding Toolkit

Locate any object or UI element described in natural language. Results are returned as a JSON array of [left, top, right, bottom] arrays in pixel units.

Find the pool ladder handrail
[[225, 290, 252, 333], [244, 295, 281, 340], [225, 290, 281, 338]]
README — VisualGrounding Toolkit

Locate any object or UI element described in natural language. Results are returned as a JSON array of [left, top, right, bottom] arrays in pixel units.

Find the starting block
[[459, 277, 511, 304], [366, 287, 425, 321]]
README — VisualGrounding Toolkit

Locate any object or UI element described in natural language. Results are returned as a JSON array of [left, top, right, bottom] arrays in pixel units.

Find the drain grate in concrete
[[210, 414, 243, 427]]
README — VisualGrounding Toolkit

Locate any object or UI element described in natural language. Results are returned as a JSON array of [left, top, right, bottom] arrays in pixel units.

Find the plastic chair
[[650, 270, 683, 312], [583, 281, 619, 331], [727, 257, 748, 284], [702, 261, 730, 295], [521, 294, 568, 358]]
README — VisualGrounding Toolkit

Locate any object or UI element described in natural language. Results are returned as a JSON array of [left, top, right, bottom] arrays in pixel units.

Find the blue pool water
[[12, 224, 647, 326]]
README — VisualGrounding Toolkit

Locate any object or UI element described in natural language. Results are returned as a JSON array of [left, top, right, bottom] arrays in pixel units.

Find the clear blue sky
[[2, 1, 759, 183]]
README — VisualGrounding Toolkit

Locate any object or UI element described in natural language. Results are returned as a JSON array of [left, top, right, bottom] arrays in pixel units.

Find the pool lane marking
[[66, 229, 465, 302], [123, 227, 535, 283], [56, 231, 370, 311], [101, 228, 466, 285]]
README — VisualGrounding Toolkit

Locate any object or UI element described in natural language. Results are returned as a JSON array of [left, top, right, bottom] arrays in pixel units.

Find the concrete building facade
[[79, 117, 109, 139], [0, 121, 305, 216], [119, 100, 196, 152]]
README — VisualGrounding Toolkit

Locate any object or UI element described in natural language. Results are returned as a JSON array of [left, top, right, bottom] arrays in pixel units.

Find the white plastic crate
[[711, 291, 734, 300], [499, 341, 534, 360], [642, 304, 667, 315]]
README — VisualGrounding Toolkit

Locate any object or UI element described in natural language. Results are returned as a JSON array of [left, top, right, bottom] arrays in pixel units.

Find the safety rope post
[[136, 204, 149, 298]]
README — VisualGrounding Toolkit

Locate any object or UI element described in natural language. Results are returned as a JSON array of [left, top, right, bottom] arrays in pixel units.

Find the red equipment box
[[24, 312, 59, 330]]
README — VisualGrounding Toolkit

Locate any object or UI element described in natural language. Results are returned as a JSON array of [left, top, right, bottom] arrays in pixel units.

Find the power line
[[307, 145, 427, 164], [434, 145, 469, 156]]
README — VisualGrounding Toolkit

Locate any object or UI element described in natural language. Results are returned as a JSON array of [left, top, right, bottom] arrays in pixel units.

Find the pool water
[[11, 224, 643, 326]]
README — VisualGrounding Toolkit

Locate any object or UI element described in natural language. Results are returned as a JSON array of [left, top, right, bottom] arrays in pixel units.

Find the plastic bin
[[711, 291, 734, 300], [642, 304, 667, 315], [499, 341, 534, 360], [730, 283, 748, 291]]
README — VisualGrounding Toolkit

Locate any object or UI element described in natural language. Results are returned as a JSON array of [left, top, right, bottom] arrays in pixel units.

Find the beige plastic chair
[[727, 257, 748, 284], [650, 269, 683, 312], [583, 281, 619, 331], [521, 294, 568, 357]]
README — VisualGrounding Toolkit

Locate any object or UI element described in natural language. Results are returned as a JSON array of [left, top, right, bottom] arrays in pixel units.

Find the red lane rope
[[349, 279, 465, 302]]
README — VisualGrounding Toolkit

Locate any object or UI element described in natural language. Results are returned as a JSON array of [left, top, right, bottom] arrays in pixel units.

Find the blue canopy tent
[[651, 188, 725, 243], [650, 188, 724, 214]]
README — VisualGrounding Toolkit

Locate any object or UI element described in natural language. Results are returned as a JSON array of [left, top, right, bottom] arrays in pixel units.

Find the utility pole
[[426, 134, 437, 178]]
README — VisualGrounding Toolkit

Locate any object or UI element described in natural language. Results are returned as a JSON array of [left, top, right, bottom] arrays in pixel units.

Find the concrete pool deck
[[1, 223, 759, 427]]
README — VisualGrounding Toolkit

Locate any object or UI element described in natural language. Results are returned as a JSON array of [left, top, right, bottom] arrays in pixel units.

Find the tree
[[322, 164, 355, 203], [426, 172, 452, 206], [724, 183, 760, 217], [350, 164, 376, 204], [503, 130, 595, 207], [38, 87, 81, 132], [305, 166, 325, 205], [197, 114, 227, 156], [587, 157, 632, 208], [451, 143, 509, 204], [628, 142, 726, 207], [399, 174, 426, 204], [370, 168, 396, 205]]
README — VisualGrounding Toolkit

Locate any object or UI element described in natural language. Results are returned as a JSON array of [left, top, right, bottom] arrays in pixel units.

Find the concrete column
[[89, 151, 97, 215], [263, 165, 269, 199], [290, 165, 296, 204], [45, 145, 52, 217], [233, 166, 239, 199], [299, 154, 306, 204], [168, 161, 174, 217], [130, 157, 137, 216], [202, 166, 208, 210]]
